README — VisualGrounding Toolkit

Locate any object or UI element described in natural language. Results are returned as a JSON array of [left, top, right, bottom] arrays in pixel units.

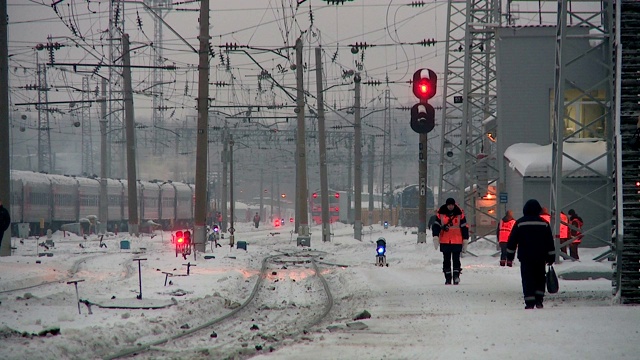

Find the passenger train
[[8, 170, 194, 234]]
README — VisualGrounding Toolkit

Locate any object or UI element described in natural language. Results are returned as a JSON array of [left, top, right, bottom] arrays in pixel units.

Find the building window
[[550, 89, 606, 139]]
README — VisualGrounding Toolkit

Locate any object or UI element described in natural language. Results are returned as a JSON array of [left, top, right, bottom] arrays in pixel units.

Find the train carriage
[[48, 174, 79, 228], [75, 176, 100, 221], [19, 171, 53, 226], [105, 178, 125, 225], [138, 180, 161, 221], [395, 184, 435, 228], [172, 182, 193, 225], [159, 181, 177, 226], [9, 171, 24, 224]]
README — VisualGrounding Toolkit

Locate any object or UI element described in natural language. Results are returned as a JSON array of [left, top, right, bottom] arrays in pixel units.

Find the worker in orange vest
[[559, 211, 570, 255], [540, 207, 551, 224], [432, 198, 469, 285], [568, 209, 583, 260], [497, 210, 516, 267]]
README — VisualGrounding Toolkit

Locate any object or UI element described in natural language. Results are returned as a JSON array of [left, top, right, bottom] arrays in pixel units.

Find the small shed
[[503, 140, 610, 247]]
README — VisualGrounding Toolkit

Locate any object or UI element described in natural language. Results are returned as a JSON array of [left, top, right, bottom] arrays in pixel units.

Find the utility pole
[[347, 137, 353, 224], [315, 47, 330, 242], [368, 135, 375, 225], [259, 168, 264, 219], [122, 34, 139, 237], [193, 0, 210, 253], [81, 76, 94, 175], [0, 0, 12, 256], [221, 127, 228, 232], [99, 78, 108, 234], [295, 38, 310, 241], [229, 135, 235, 247], [354, 73, 362, 240]]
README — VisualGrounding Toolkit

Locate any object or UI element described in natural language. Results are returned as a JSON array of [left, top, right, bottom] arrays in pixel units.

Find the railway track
[[105, 249, 334, 359]]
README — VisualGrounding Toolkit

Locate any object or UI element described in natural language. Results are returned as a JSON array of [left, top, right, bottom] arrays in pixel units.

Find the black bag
[[546, 265, 559, 294]]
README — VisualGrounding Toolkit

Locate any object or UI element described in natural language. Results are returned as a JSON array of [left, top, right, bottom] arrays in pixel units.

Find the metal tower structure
[[440, 0, 500, 241], [108, 0, 125, 178], [549, 1, 614, 260], [37, 62, 52, 173], [145, 0, 172, 156], [81, 76, 94, 175], [613, 0, 640, 303]]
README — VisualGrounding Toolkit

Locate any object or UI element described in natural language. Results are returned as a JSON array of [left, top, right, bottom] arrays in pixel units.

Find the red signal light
[[335, 192, 340, 198], [335, 206, 339, 212], [418, 81, 429, 95], [312, 193, 318, 199]]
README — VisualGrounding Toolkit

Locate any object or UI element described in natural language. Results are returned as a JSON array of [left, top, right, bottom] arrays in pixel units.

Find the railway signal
[[410, 68, 437, 134], [376, 238, 388, 267]]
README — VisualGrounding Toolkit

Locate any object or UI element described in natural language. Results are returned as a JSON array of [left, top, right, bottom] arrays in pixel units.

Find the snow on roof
[[504, 140, 607, 178]]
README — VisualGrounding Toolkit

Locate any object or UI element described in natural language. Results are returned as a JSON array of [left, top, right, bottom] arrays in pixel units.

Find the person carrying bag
[[546, 265, 559, 294]]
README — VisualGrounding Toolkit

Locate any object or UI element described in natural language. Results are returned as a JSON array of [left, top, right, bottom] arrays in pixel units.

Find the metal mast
[[37, 62, 52, 173], [146, 0, 172, 156], [108, 0, 125, 178], [81, 76, 94, 175], [441, 0, 500, 242]]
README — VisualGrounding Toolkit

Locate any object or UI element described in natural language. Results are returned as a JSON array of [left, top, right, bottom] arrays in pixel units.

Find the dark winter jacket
[[506, 199, 555, 264], [427, 214, 437, 230], [0, 204, 10, 232]]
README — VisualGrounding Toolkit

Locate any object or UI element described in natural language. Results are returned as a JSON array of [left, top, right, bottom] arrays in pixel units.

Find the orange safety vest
[[571, 217, 584, 244], [437, 213, 465, 245], [560, 213, 569, 239], [498, 218, 516, 243], [540, 214, 551, 224]]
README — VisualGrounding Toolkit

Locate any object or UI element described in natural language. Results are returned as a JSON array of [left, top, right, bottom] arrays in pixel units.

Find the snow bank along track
[[106, 249, 335, 359]]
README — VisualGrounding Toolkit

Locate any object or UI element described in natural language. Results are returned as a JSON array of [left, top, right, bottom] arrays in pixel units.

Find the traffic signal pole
[[418, 133, 428, 243], [354, 73, 363, 241], [410, 69, 437, 244]]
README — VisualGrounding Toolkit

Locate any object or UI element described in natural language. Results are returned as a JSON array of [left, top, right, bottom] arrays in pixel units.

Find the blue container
[[120, 240, 130, 250], [237, 241, 247, 251]]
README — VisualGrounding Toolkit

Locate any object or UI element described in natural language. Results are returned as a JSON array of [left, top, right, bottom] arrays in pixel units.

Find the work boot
[[499, 260, 506, 267], [452, 270, 460, 285], [444, 272, 452, 285], [535, 297, 544, 309], [525, 302, 535, 309], [506, 260, 513, 267]]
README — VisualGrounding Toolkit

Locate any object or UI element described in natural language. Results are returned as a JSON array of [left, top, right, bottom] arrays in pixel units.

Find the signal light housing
[[412, 68, 437, 101]]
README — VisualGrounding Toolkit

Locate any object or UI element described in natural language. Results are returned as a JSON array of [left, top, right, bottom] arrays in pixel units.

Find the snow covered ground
[[0, 219, 638, 360]]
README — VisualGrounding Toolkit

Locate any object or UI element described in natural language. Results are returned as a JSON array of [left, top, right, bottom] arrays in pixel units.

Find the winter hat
[[446, 198, 456, 205], [568, 209, 576, 216], [523, 199, 543, 216]]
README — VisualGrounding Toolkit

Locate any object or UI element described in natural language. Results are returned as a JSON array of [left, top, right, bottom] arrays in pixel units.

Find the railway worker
[[427, 208, 438, 230], [559, 211, 570, 255], [568, 209, 584, 260], [0, 200, 10, 247], [253, 212, 261, 229], [506, 199, 555, 309], [432, 197, 469, 285], [497, 209, 516, 267]]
